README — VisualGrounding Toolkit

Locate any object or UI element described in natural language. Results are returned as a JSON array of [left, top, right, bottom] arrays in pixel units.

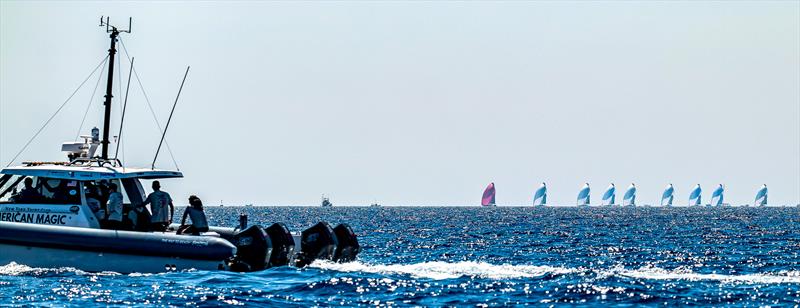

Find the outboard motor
[[265, 223, 295, 267], [230, 225, 272, 272], [295, 222, 338, 267], [332, 223, 360, 263]]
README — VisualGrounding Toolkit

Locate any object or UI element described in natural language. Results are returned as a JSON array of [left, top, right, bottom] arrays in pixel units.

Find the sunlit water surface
[[2, 207, 800, 306]]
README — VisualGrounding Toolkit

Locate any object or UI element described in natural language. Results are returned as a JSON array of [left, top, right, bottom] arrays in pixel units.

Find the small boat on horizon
[[577, 183, 590, 206], [533, 182, 547, 206], [711, 184, 725, 206], [481, 182, 496, 206], [755, 184, 768, 206], [661, 184, 674, 206], [601, 183, 616, 206], [622, 183, 636, 206], [689, 184, 702, 206], [321, 195, 333, 207]]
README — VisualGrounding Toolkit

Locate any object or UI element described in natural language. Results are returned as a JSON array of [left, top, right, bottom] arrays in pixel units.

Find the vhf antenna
[[96, 16, 131, 161], [99, 16, 132, 33]]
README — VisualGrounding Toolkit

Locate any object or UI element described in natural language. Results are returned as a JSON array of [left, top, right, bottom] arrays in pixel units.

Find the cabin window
[[37, 177, 81, 204], [0, 175, 79, 204]]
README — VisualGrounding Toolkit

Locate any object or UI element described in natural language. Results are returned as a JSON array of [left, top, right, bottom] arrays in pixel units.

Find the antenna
[[99, 16, 132, 33], [97, 16, 132, 160]]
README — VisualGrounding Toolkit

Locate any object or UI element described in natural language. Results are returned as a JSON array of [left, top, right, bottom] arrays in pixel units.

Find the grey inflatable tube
[[0, 221, 236, 261]]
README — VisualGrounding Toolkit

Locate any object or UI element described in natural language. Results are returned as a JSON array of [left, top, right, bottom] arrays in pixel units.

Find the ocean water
[[2, 206, 800, 306]]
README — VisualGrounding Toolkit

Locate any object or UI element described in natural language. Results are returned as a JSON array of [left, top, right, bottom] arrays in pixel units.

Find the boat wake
[[309, 261, 800, 284], [0, 262, 120, 277], [309, 260, 578, 280], [614, 266, 800, 284]]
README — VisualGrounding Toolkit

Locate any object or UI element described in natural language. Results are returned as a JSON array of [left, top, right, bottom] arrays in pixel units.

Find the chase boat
[[0, 18, 360, 273]]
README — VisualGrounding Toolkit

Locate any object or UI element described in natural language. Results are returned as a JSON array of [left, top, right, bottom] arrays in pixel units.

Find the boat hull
[[0, 221, 235, 273]]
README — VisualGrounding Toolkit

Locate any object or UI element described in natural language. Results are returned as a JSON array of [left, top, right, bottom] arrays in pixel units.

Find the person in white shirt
[[105, 183, 123, 230], [140, 181, 174, 232]]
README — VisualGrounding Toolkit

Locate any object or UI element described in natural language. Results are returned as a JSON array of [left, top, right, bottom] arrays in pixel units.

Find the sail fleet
[[480, 182, 777, 206]]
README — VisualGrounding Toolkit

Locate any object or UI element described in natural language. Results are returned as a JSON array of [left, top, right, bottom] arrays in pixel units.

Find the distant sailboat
[[623, 183, 636, 206], [755, 184, 768, 206], [533, 182, 547, 206], [661, 184, 674, 206], [711, 184, 724, 206], [577, 183, 590, 206], [601, 183, 616, 206], [482, 182, 496, 206], [689, 184, 702, 206]]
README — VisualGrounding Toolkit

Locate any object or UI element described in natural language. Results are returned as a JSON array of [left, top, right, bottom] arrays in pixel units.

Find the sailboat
[[711, 184, 724, 206], [601, 183, 616, 206], [481, 182, 496, 206], [622, 183, 636, 206], [661, 184, 674, 206], [533, 182, 547, 206], [577, 183, 590, 206], [689, 184, 702, 206], [755, 184, 768, 206]]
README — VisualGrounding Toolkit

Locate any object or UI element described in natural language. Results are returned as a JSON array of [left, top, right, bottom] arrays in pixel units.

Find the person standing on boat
[[141, 181, 174, 232], [12, 177, 42, 203], [178, 195, 209, 235], [105, 183, 123, 230]]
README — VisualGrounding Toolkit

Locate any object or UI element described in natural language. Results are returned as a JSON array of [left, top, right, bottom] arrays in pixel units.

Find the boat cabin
[[0, 160, 181, 229]]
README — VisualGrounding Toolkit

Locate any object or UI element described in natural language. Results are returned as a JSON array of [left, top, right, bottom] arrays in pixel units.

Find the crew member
[[140, 181, 174, 232], [105, 183, 123, 230], [178, 195, 209, 235], [13, 177, 42, 203]]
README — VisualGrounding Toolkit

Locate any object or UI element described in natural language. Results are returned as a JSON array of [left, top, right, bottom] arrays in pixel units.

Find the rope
[[5, 55, 110, 167], [118, 38, 180, 170], [75, 58, 108, 141]]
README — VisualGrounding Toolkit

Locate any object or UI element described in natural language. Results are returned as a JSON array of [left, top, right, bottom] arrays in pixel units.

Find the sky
[[1, 1, 798, 206]]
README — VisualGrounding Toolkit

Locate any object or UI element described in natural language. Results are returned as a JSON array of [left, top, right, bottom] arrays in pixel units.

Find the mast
[[99, 17, 131, 160]]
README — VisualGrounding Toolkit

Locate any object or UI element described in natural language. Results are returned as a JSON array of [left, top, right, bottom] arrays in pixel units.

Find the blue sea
[[2, 206, 800, 306]]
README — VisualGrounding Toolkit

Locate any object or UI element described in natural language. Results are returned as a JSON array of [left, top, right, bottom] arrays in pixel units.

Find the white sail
[[577, 183, 590, 206], [711, 184, 724, 206], [601, 183, 616, 205], [661, 184, 674, 206], [689, 184, 702, 206], [755, 184, 768, 206], [533, 182, 547, 206], [622, 183, 636, 206]]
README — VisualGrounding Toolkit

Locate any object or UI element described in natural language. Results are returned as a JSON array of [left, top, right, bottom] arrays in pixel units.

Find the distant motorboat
[[321, 195, 333, 207], [622, 183, 636, 206], [533, 182, 547, 206], [661, 184, 674, 206], [577, 183, 590, 206], [755, 184, 768, 206], [601, 183, 616, 206], [711, 184, 724, 206], [369, 202, 382, 207], [481, 183, 496, 206], [689, 184, 702, 206]]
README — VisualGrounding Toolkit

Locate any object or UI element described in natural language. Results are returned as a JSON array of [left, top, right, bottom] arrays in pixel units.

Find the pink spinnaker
[[481, 183, 496, 206]]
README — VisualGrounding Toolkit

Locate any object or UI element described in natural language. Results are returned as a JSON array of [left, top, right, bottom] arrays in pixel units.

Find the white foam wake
[[616, 266, 800, 284], [0, 262, 120, 276], [309, 260, 578, 280]]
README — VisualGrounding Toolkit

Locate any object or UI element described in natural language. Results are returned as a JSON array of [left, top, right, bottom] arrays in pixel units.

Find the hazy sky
[[1, 1, 798, 206]]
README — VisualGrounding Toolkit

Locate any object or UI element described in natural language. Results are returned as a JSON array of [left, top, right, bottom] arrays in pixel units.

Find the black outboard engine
[[332, 223, 360, 263], [265, 223, 295, 267], [295, 222, 338, 267], [230, 225, 272, 272]]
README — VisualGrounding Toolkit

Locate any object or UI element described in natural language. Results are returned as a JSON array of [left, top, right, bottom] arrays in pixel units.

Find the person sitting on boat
[[12, 177, 43, 203], [105, 183, 124, 230], [84, 182, 105, 220], [140, 180, 174, 232], [177, 195, 209, 235]]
